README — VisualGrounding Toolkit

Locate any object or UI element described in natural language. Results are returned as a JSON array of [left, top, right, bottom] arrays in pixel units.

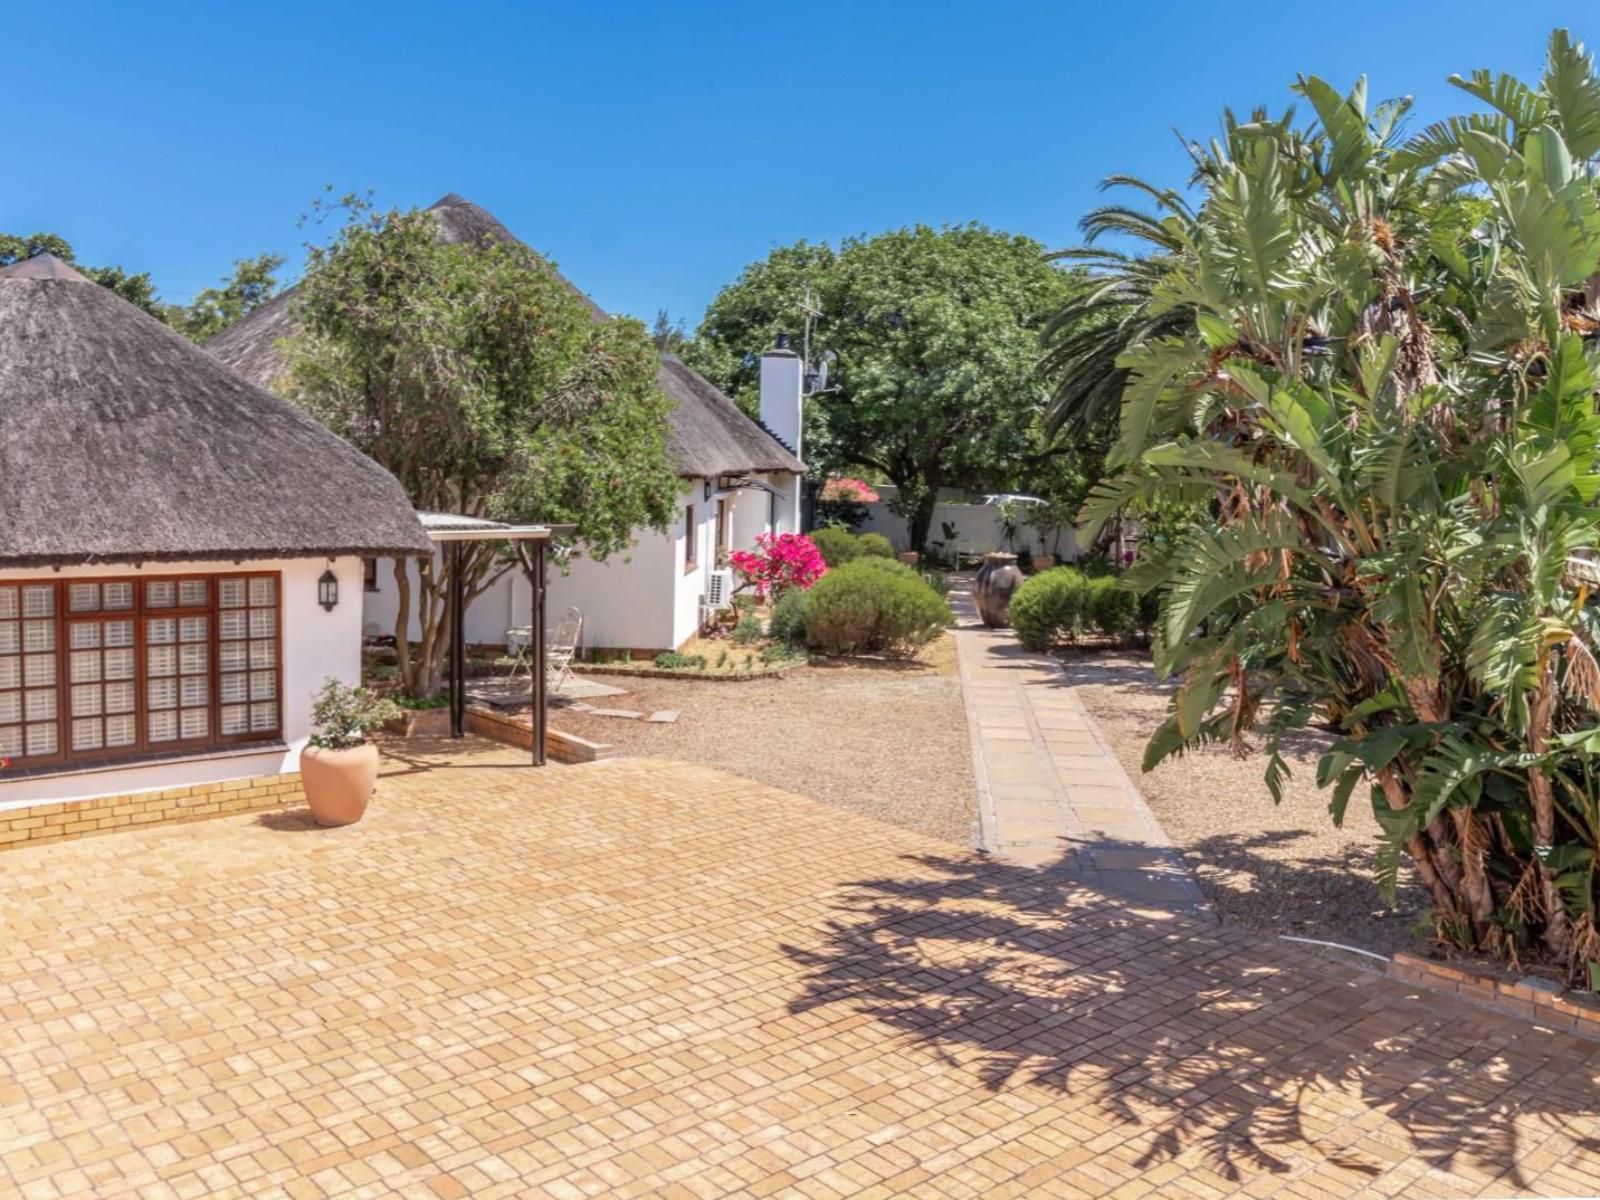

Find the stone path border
[[950, 579, 1209, 914]]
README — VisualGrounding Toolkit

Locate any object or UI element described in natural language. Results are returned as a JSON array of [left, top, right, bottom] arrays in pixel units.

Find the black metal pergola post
[[449, 539, 466, 739], [531, 537, 547, 767], [423, 514, 567, 767]]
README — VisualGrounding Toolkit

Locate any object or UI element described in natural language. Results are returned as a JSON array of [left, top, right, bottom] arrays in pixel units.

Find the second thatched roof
[[0, 255, 431, 568], [207, 194, 803, 480]]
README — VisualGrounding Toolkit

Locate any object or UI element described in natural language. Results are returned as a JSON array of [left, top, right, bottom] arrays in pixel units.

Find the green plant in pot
[[301, 677, 403, 827]]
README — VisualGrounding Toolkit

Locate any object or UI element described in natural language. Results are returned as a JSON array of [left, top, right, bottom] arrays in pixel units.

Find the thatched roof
[[0, 255, 432, 568], [206, 194, 802, 480]]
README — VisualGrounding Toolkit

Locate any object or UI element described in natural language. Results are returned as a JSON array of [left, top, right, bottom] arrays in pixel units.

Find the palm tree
[[1043, 98, 1424, 445], [1039, 175, 1194, 444]]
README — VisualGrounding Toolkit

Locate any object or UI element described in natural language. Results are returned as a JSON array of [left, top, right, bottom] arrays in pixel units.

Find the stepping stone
[[646, 710, 680, 724], [588, 707, 644, 720]]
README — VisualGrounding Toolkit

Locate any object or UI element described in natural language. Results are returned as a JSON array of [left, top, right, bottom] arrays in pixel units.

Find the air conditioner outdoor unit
[[706, 568, 734, 609]]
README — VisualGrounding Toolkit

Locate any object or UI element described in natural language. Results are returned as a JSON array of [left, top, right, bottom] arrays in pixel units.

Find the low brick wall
[[1389, 951, 1600, 1040], [0, 772, 305, 853], [466, 705, 613, 764]]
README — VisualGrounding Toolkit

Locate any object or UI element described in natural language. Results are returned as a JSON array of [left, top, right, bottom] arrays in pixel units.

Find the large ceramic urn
[[975, 552, 1024, 628]]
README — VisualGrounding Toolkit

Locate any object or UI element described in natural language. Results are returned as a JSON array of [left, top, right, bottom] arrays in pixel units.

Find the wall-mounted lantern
[[318, 569, 339, 612]]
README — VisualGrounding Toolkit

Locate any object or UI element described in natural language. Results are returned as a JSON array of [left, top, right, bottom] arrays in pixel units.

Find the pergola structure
[[419, 513, 568, 766]]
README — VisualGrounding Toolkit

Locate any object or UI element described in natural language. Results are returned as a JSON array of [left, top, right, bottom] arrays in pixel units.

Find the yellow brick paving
[[1, 738, 1598, 1198]]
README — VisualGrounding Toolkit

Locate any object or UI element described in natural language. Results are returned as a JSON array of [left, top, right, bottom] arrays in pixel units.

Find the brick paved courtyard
[[3, 740, 1600, 1198]]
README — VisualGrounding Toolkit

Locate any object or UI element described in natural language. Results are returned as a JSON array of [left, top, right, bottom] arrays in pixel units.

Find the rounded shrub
[[766, 587, 808, 646], [1087, 576, 1139, 638], [857, 532, 894, 559], [810, 526, 861, 567], [804, 559, 953, 656], [1008, 567, 1090, 652], [731, 613, 765, 645]]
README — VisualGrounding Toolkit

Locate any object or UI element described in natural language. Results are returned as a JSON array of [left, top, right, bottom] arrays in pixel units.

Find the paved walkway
[[951, 581, 1206, 912], [4, 741, 1600, 1197]]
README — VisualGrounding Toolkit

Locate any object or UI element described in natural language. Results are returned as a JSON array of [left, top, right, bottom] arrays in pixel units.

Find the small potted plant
[[300, 677, 402, 826]]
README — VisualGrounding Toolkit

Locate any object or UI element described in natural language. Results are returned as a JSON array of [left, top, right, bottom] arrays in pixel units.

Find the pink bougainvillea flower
[[819, 476, 880, 504], [730, 532, 827, 599]]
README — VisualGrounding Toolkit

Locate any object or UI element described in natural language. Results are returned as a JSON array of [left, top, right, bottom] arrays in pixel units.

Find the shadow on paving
[[783, 847, 1600, 1191], [1173, 828, 1428, 953]]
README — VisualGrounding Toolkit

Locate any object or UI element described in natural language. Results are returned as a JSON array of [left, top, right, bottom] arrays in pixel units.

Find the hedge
[[810, 526, 862, 567], [1008, 567, 1090, 651], [804, 558, 952, 656]]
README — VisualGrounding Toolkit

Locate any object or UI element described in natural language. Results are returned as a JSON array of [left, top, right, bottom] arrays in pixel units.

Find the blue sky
[[5, 2, 1591, 328]]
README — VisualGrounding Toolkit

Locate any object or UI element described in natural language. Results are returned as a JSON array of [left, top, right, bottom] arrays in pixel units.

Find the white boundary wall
[[855, 500, 1079, 561]]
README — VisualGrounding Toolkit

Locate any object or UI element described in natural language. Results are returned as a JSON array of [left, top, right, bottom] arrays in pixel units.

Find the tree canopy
[[1, 231, 282, 340], [687, 226, 1076, 550], [0, 231, 164, 318], [164, 253, 285, 341], [283, 199, 677, 696]]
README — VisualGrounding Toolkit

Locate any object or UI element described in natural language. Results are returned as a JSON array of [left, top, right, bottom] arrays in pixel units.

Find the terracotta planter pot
[[975, 552, 1025, 628], [300, 742, 379, 827], [897, 550, 921, 566], [1032, 554, 1057, 572]]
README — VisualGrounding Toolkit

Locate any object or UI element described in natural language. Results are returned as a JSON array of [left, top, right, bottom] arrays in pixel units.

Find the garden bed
[[550, 631, 975, 845], [577, 659, 804, 682], [1059, 647, 1428, 957]]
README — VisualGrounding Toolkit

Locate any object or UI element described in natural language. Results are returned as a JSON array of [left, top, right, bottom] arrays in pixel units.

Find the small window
[[363, 558, 379, 592], [683, 505, 697, 573]]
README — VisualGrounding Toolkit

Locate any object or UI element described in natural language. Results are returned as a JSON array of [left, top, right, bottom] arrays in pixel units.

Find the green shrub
[[804, 558, 953, 656], [810, 526, 862, 567], [857, 532, 893, 558], [731, 613, 764, 645], [760, 642, 799, 665], [1087, 576, 1139, 637], [653, 651, 707, 670], [766, 587, 808, 646], [1008, 568, 1090, 652], [1137, 586, 1160, 636], [923, 570, 950, 597]]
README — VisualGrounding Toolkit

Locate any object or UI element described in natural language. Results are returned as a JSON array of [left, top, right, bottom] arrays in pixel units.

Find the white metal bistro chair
[[506, 607, 584, 694]]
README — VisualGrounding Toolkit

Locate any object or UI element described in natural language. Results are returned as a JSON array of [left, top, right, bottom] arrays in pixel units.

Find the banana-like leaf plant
[[1084, 30, 1600, 985]]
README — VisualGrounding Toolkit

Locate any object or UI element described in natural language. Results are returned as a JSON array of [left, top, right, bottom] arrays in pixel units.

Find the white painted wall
[[363, 553, 525, 647], [759, 349, 804, 463], [366, 471, 806, 657], [0, 556, 365, 808]]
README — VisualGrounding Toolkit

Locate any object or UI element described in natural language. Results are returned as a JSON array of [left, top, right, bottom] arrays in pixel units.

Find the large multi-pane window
[[0, 573, 281, 769]]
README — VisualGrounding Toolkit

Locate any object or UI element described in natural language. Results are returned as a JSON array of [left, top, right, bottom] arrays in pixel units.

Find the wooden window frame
[[683, 504, 698, 574], [363, 558, 380, 593], [0, 571, 283, 771]]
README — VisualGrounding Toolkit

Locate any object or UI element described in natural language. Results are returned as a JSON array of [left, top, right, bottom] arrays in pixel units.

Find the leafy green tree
[[689, 227, 1074, 551], [284, 200, 678, 698], [1085, 31, 1600, 984], [649, 309, 689, 354], [165, 253, 286, 341], [684, 241, 835, 418], [0, 231, 164, 317]]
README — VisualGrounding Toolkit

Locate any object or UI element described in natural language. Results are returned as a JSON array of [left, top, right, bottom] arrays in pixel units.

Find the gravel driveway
[[1062, 650, 1428, 956], [552, 636, 977, 846]]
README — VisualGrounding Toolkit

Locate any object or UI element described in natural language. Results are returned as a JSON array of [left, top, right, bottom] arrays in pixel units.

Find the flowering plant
[[729, 532, 827, 600], [819, 477, 880, 504]]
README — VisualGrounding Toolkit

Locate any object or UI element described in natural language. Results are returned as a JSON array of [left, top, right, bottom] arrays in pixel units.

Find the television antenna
[[799, 285, 838, 398]]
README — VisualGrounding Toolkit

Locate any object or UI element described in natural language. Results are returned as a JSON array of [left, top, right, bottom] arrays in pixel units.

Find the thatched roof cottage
[[0, 254, 429, 815], [208, 195, 808, 655]]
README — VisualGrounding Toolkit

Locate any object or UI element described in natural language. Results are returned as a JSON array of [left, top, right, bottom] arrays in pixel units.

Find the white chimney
[[759, 335, 804, 464]]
